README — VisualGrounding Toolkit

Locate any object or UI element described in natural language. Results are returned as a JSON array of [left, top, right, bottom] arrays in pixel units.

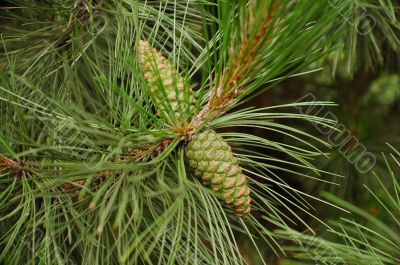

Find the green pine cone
[[185, 129, 251, 217], [137, 40, 195, 123]]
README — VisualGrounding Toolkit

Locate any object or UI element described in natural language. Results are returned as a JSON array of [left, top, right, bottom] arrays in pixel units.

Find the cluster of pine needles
[[0, 0, 399, 264]]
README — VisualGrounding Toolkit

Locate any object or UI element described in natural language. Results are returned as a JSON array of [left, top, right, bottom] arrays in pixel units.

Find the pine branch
[[2, 0, 398, 264], [188, 1, 280, 135]]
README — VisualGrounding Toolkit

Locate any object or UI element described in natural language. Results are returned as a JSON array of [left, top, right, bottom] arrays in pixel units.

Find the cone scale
[[185, 130, 251, 217]]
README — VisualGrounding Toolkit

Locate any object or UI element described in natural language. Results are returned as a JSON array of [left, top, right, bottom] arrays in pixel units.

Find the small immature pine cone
[[137, 40, 195, 124], [185, 129, 251, 217]]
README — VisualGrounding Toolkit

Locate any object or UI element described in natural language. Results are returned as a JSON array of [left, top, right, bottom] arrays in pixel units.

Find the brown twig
[[0, 156, 26, 178], [187, 1, 279, 136], [60, 138, 174, 190], [0, 138, 172, 191], [220, 2, 278, 96]]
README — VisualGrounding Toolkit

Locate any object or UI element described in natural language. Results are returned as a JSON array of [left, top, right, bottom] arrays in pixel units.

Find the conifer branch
[[187, 1, 279, 136], [2, 0, 397, 263], [61, 138, 174, 190]]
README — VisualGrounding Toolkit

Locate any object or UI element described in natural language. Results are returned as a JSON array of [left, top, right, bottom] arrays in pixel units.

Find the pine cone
[[137, 40, 195, 123], [185, 129, 251, 217]]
